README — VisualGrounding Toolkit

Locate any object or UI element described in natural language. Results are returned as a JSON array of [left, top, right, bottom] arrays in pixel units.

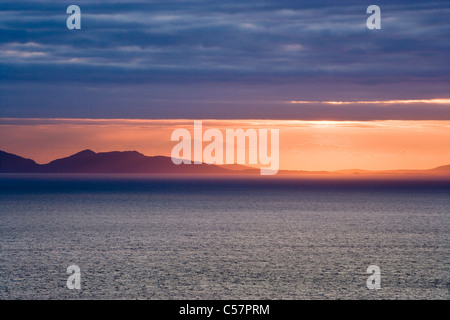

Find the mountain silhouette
[[0, 150, 39, 173], [0, 149, 241, 174], [428, 165, 450, 174], [0, 149, 449, 175]]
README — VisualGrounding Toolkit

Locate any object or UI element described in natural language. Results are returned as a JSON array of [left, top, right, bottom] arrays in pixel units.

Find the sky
[[0, 119, 449, 171], [0, 1, 449, 171], [0, 0, 449, 119]]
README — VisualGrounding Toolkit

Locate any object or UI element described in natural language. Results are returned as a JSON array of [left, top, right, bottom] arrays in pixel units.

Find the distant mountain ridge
[[0, 149, 449, 175], [0, 149, 237, 174], [0, 150, 38, 172]]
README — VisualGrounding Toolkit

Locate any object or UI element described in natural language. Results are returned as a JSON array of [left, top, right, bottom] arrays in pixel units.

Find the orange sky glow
[[0, 118, 449, 171]]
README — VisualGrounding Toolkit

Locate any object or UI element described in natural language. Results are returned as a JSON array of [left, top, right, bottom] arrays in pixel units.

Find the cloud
[[0, 0, 449, 119], [2, 0, 449, 83], [289, 99, 450, 105]]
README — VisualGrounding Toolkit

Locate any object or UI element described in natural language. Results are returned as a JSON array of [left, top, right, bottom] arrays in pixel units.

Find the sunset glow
[[1, 118, 449, 172]]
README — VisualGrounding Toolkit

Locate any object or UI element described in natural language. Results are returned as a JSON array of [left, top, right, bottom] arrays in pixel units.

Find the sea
[[0, 174, 448, 299]]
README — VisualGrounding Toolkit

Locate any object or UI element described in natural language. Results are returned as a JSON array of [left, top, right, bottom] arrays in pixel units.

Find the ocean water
[[0, 174, 448, 300]]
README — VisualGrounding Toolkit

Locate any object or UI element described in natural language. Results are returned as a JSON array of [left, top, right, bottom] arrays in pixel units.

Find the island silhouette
[[1, 149, 449, 175]]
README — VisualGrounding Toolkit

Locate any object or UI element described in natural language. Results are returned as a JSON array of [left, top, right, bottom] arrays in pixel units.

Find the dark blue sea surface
[[0, 174, 449, 299]]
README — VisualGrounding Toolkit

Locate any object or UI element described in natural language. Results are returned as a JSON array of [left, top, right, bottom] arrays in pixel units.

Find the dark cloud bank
[[0, 0, 449, 119]]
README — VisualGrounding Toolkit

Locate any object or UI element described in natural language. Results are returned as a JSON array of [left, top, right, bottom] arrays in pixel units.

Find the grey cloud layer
[[0, 0, 449, 119]]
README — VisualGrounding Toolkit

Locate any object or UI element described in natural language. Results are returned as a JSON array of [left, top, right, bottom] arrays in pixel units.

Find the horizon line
[[1, 148, 449, 175]]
